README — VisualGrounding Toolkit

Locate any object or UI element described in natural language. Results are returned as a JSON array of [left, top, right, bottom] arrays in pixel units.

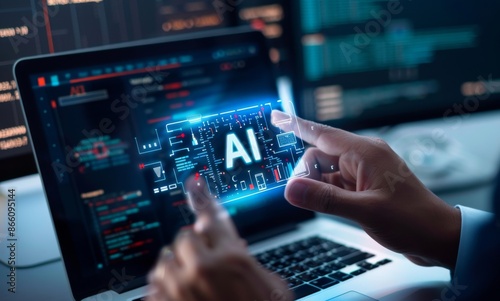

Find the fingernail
[[178, 227, 193, 236], [286, 180, 308, 206], [160, 246, 174, 260], [271, 110, 278, 125], [271, 110, 285, 125]]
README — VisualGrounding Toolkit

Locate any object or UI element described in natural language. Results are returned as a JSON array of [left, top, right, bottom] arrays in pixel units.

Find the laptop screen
[[15, 29, 313, 299]]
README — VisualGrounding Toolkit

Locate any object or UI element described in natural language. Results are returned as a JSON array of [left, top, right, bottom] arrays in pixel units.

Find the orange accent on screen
[[41, 0, 55, 53], [38, 77, 46, 87]]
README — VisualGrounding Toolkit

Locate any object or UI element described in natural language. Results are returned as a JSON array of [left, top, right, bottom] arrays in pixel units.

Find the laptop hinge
[[246, 223, 298, 245]]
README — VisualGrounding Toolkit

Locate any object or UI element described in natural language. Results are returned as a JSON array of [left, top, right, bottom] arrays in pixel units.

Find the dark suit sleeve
[[456, 168, 500, 300], [495, 167, 500, 217]]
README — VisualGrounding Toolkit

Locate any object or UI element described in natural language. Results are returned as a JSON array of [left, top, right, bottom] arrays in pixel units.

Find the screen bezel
[[0, 153, 37, 182], [15, 28, 314, 300]]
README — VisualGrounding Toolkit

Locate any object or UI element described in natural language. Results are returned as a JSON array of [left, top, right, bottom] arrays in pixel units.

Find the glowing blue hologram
[[135, 129, 162, 154], [153, 99, 310, 204], [276, 132, 297, 147], [226, 128, 262, 170], [144, 162, 166, 182]]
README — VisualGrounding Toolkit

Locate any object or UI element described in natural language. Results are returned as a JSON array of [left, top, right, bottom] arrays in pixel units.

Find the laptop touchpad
[[327, 291, 378, 301]]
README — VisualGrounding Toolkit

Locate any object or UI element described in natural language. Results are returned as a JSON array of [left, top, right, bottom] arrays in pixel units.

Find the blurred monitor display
[[291, 0, 500, 130]]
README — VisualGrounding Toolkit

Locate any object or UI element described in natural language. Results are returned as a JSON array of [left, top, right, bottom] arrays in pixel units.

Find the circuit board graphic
[[137, 99, 308, 204]]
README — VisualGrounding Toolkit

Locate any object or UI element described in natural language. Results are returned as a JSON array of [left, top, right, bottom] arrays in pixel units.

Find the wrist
[[405, 203, 462, 270], [433, 206, 462, 270]]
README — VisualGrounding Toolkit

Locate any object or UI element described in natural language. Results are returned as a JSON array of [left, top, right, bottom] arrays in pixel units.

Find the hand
[[147, 178, 292, 301], [272, 110, 461, 270]]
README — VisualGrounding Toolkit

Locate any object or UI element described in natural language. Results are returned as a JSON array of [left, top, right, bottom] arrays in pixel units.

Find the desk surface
[[1, 110, 499, 300]]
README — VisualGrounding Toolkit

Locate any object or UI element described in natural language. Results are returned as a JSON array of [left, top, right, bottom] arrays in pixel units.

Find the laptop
[[14, 28, 449, 301]]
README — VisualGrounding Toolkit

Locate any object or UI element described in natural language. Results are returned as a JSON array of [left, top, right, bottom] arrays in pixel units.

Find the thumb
[[284, 177, 367, 221]]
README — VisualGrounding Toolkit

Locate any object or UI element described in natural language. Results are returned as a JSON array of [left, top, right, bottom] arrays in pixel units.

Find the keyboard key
[[357, 261, 379, 270], [322, 252, 341, 262], [324, 262, 346, 271], [287, 242, 310, 252], [310, 277, 340, 289], [303, 259, 323, 268], [306, 245, 329, 257], [264, 263, 274, 271], [278, 269, 295, 279], [297, 271, 320, 282], [297, 239, 313, 248], [268, 249, 283, 257], [314, 255, 331, 265], [281, 249, 296, 256], [328, 271, 353, 282], [287, 277, 304, 289], [282, 256, 301, 265], [256, 255, 272, 265], [289, 264, 308, 274], [270, 261, 288, 270], [272, 247, 295, 257], [351, 269, 366, 276], [376, 259, 392, 265], [312, 266, 332, 276], [340, 252, 374, 265], [332, 247, 360, 258], [321, 240, 344, 249], [293, 284, 320, 299], [300, 237, 322, 248], [268, 255, 282, 262], [292, 251, 309, 261]]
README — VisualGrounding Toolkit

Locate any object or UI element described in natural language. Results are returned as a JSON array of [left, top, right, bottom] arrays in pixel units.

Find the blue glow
[[162, 98, 307, 209]]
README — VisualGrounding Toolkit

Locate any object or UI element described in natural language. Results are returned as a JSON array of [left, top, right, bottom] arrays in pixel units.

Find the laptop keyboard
[[254, 236, 392, 299], [132, 236, 391, 301]]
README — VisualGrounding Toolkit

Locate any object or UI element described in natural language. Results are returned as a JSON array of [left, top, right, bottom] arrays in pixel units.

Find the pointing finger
[[185, 177, 239, 246], [271, 110, 361, 157]]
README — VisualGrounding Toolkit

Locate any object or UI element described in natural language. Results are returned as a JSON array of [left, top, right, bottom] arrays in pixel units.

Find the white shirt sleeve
[[453, 205, 495, 279]]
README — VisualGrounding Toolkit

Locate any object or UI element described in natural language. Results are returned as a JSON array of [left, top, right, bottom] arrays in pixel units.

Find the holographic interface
[[137, 99, 308, 204]]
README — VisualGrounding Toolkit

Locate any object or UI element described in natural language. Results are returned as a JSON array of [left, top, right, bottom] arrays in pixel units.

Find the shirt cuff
[[453, 205, 495, 279]]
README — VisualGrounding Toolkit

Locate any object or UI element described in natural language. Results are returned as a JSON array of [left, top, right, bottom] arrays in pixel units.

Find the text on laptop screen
[[26, 39, 307, 277]]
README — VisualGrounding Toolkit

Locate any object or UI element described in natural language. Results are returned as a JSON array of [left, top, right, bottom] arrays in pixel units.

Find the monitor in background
[[291, 0, 500, 130], [236, 0, 293, 75], [1, 0, 291, 182]]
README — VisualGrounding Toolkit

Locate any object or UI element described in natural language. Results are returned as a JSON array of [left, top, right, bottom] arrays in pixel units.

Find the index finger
[[185, 176, 220, 217], [185, 177, 239, 246], [271, 110, 360, 156]]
